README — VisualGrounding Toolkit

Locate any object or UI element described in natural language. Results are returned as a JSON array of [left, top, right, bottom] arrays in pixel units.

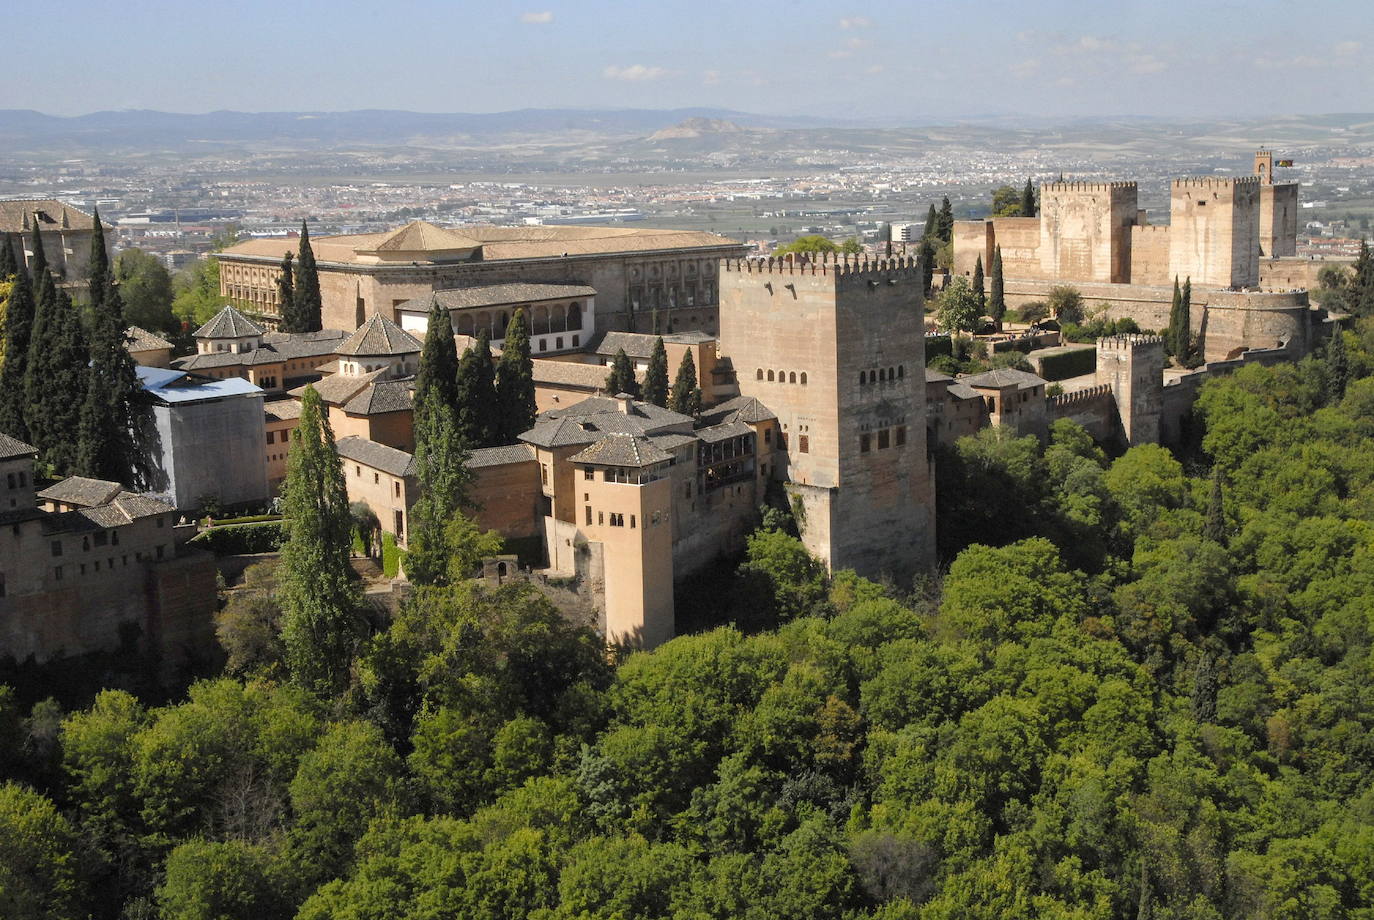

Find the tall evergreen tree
[[668, 350, 701, 418], [1021, 179, 1037, 217], [0, 267, 35, 440], [1166, 277, 1184, 358], [75, 209, 148, 486], [1203, 467, 1227, 545], [495, 308, 537, 442], [989, 245, 1006, 331], [26, 284, 88, 472], [643, 338, 670, 407], [406, 298, 471, 586], [1180, 277, 1193, 363], [918, 238, 936, 293], [290, 222, 323, 333], [279, 385, 362, 695], [923, 203, 939, 240], [0, 234, 16, 280], [1324, 325, 1350, 402], [937, 197, 955, 243], [275, 252, 294, 324], [455, 330, 499, 448], [971, 255, 986, 317], [605, 348, 639, 398], [28, 220, 47, 284], [877, 222, 893, 244]]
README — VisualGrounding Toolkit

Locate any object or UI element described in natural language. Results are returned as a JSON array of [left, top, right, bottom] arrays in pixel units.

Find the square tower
[[1096, 334, 1164, 446], [1038, 181, 1138, 283], [1169, 177, 1260, 288], [719, 255, 935, 580]]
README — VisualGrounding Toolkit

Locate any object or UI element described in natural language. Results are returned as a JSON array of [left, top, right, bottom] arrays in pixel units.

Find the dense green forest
[[4, 319, 1374, 919]]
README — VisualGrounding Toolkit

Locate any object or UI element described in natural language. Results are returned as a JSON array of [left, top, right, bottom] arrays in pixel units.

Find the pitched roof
[[960, 368, 1047, 390], [697, 420, 755, 443], [38, 476, 125, 507], [407, 282, 597, 311], [467, 444, 537, 469], [194, 305, 264, 339], [126, 326, 174, 353], [700, 395, 776, 427], [569, 433, 673, 468], [41, 491, 174, 534], [924, 368, 954, 383], [543, 395, 694, 431], [531, 359, 610, 390], [174, 328, 347, 371], [0, 433, 37, 460], [335, 314, 422, 357], [519, 415, 601, 449], [593, 330, 715, 359], [335, 436, 417, 477], [264, 399, 303, 422], [290, 368, 385, 405], [0, 199, 101, 233], [360, 221, 481, 253], [341, 378, 415, 415]]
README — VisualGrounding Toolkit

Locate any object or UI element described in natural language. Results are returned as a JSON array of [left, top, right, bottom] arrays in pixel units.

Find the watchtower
[[718, 254, 935, 579], [1038, 181, 1138, 283], [1096, 334, 1164, 446], [1169, 177, 1261, 288], [1254, 148, 1274, 185]]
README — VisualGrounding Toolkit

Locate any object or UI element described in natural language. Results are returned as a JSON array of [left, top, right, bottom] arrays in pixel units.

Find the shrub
[[382, 532, 400, 578], [188, 521, 285, 556], [1037, 347, 1098, 381]]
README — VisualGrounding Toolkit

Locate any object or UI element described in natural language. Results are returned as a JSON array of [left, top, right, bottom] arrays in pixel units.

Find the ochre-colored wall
[[470, 461, 542, 540], [1129, 225, 1172, 286]]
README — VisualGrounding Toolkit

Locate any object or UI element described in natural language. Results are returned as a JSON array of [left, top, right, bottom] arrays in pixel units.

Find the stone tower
[[1254, 150, 1298, 259], [1254, 148, 1274, 185], [718, 254, 935, 579], [1038, 181, 1138, 283], [1169, 177, 1261, 288], [1096, 334, 1164, 446]]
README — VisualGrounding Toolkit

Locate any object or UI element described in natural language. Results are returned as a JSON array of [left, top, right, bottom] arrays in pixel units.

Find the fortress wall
[[988, 218, 1042, 277], [1260, 257, 1347, 291], [1168, 177, 1260, 288], [1159, 374, 1205, 444], [952, 221, 991, 280], [1047, 384, 1118, 442], [1039, 182, 1137, 283], [1129, 225, 1172, 286], [1260, 184, 1299, 258]]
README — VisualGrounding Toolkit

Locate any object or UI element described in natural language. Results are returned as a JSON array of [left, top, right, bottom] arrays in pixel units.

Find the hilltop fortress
[[953, 151, 1320, 362]]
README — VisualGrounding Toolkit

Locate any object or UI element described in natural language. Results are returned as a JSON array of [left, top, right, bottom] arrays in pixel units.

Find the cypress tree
[[643, 337, 670, 407], [275, 252, 294, 325], [605, 348, 639, 398], [1021, 179, 1037, 217], [668, 350, 701, 418], [1166, 277, 1183, 357], [1325, 325, 1349, 402], [26, 285, 88, 472], [1203, 467, 1227, 545], [278, 385, 362, 695], [0, 267, 35, 440], [918, 238, 936, 293], [291, 221, 323, 333], [0, 234, 15, 280], [455, 330, 499, 448], [971, 255, 986, 317], [989, 245, 1006, 331], [75, 210, 148, 486], [406, 297, 471, 586], [923, 204, 938, 240], [29, 220, 47, 284], [1180, 278, 1193, 363], [495, 308, 537, 442], [937, 197, 954, 243]]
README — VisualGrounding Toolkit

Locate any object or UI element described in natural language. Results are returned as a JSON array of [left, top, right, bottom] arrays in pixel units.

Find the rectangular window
[[54, 566, 62, 581], [584, 468, 594, 480], [630, 515, 636, 529], [541, 464, 549, 485], [356, 465, 362, 477], [598, 511, 604, 525], [860, 434, 871, 453], [896, 426, 907, 446], [374, 472, 380, 484], [50, 540, 62, 557], [878, 429, 890, 449], [0, 573, 5, 597], [394, 481, 401, 497], [556, 337, 564, 349], [539, 340, 547, 352], [764, 428, 772, 445], [266, 431, 275, 445], [5, 473, 13, 489], [799, 435, 809, 454], [572, 335, 580, 347], [586, 506, 593, 525]]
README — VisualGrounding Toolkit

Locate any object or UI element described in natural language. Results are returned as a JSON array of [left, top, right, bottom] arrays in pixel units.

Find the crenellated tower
[[1096, 334, 1164, 446], [718, 253, 935, 578], [1169, 176, 1260, 288]]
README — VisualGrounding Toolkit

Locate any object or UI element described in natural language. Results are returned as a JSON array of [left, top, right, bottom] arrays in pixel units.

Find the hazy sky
[[9, 0, 1372, 119]]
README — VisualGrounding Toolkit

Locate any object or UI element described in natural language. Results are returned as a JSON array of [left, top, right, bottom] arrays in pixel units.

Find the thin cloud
[[1334, 40, 1361, 56], [839, 16, 872, 29], [829, 36, 871, 58], [520, 11, 553, 24], [603, 64, 667, 82]]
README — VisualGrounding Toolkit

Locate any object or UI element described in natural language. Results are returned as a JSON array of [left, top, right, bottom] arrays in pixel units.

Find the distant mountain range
[[2, 108, 1373, 158]]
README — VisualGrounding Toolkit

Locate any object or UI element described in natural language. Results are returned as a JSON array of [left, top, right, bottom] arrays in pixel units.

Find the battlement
[[1048, 383, 1112, 409], [1098, 333, 1164, 352], [1171, 176, 1261, 189], [1042, 181, 1137, 193], [721, 253, 922, 279]]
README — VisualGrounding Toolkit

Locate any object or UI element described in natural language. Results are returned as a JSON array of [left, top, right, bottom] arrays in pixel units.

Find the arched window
[[455, 313, 475, 337], [888, 367, 895, 380], [800, 372, 807, 385], [756, 368, 764, 380], [767, 370, 775, 381], [567, 302, 582, 330], [897, 365, 905, 379], [788, 372, 796, 384], [776, 370, 784, 382], [859, 371, 866, 385]]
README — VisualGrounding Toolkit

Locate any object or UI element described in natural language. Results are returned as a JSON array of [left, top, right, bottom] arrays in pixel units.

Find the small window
[[897, 366, 904, 379], [556, 337, 564, 349], [896, 426, 907, 446], [539, 340, 547, 352], [859, 372, 866, 386], [266, 430, 275, 445], [756, 368, 764, 380], [572, 335, 580, 347], [630, 515, 636, 529], [394, 481, 401, 497], [878, 429, 891, 449], [767, 370, 775, 382], [860, 434, 871, 453], [51, 540, 62, 557], [356, 465, 362, 477], [598, 511, 604, 525], [374, 472, 380, 485], [584, 468, 594, 480], [586, 506, 593, 525], [541, 464, 549, 485], [5, 473, 13, 489], [764, 428, 772, 445], [800, 373, 807, 385], [54, 566, 63, 581], [788, 372, 796, 384], [0, 573, 5, 597], [799, 435, 809, 454]]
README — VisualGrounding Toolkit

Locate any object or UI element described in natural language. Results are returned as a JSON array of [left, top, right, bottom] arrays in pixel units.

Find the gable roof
[[519, 415, 602, 449], [467, 444, 537, 469], [194, 305, 264, 339], [289, 368, 385, 405], [38, 476, 124, 508], [335, 436, 417, 477], [336, 314, 422, 357], [700, 395, 776, 427], [408, 283, 598, 312], [593, 330, 715, 360], [174, 328, 347, 371], [126, 326, 174, 353], [360, 220, 482, 254], [0, 433, 37, 460], [341, 378, 414, 415]]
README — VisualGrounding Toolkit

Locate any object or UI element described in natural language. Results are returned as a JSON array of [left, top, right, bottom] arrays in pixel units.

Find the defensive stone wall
[[1260, 257, 1350, 291], [1039, 181, 1137, 283], [1259, 183, 1299, 258], [1047, 384, 1118, 443], [1129, 225, 1172, 286], [1169, 176, 1260, 288]]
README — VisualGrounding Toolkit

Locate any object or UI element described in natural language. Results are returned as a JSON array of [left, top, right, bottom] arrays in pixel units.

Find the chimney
[[616, 393, 633, 414]]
